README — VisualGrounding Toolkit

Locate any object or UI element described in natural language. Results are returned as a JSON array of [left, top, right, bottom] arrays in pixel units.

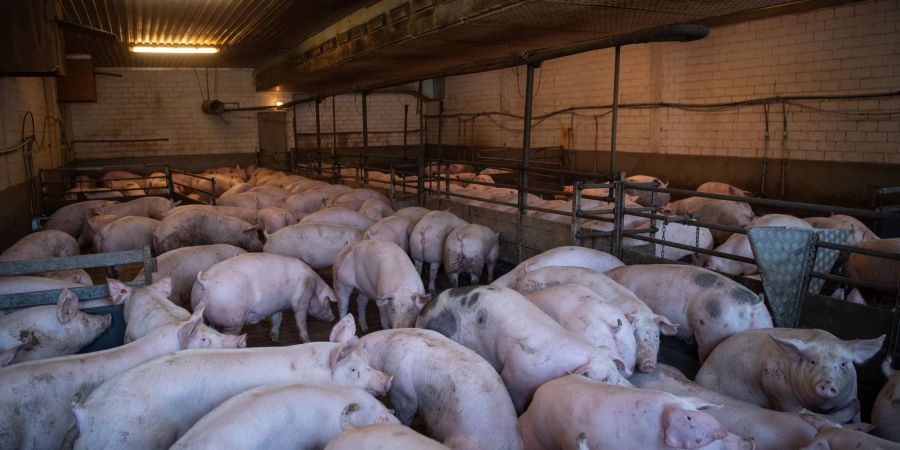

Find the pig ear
[[844, 335, 885, 364], [56, 289, 80, 324], [830, 288, 844, 300], [846, 288, 866, 305], [611, 357, 626, 372], [329, 340, 360, 372], [0, 339, 28, 367], [625, 313, 637, 324], [663, 407, 727, 449], [148, 277, 173, 299], [655, 315, 678, 335], [177, 303, 205, 348], [415, 293, 432, 308], [769, 335, 810, 362], [329, 314, 357, 343], [106, 278, 132, 305], [682, 396, 723, 411], [568, 363, 590, 376]]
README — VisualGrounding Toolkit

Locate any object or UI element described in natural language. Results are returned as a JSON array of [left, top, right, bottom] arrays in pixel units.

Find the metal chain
[[660, 219, 668, 260]]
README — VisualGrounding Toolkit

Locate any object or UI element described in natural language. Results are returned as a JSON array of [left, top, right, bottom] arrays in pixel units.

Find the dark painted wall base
[[0, 183, 36, 251]]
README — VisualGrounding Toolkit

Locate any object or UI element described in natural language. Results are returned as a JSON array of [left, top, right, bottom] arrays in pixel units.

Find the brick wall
[[65, 68, 291, 160], [0, 77, 67, 192], [293, 92, 422, 149], [431, 0, 900, 165]]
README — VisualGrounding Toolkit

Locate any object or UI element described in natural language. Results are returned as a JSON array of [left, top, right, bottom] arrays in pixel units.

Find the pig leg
[[269, 311, 283, 343], [389, 384, 419, 425], [356, 293, 370, 333], [292, 303, 311, 343], [487, 262, 495, 283], [334, 282, 354, 319], [414, 259, 424, 275], [448, 271, 459, 288], [469, 271, 480, 286], [428, 263, 440, 293]]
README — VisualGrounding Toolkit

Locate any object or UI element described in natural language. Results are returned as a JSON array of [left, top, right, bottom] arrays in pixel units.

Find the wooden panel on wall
[[57, 56, 96, 102]]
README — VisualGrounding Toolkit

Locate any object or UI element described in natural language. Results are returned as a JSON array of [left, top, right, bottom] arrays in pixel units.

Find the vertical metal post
[[517, 63, 538, 263], [290, 105, 298, 174], [437, 100, 444, 162], [611, 175, 625, 258], [331, 96, 338, 184], [571, 181, 582, 245], [210, 178, 216, 206], [403, 104, 409, 161], [417, 81, 426, 206], [609, 45, 621, 177], [164, 166, 175, 199], [362, 91, 369, 184], [315, 99, 322, 177]]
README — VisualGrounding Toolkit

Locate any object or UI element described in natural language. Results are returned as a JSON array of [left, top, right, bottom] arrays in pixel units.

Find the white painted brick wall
[[432, 0, 900, 164], [0, 77, 66, 191], [293, 93, 422, 148], [65, 68, 291, 160]]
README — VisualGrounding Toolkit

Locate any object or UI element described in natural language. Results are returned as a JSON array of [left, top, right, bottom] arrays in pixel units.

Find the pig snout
[[815, 379, 839, 399]]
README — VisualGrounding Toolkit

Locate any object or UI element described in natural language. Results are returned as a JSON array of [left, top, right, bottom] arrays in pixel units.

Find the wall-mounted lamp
[[275, 101, 284, 108], [130, 46, 219, 54]]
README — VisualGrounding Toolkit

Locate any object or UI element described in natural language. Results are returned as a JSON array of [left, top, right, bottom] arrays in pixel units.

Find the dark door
[[257, 112, 288, 170]]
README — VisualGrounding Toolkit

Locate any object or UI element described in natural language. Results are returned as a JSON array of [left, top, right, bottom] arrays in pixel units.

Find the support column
[[315, 99, 322, 176], [609, 45, 621, 178], [362, 91, 369, 184], [517, 63, 538, 262]]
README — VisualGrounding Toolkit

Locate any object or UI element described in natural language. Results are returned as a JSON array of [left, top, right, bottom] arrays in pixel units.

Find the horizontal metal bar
[[72, 138, 169, 144], [817, 241, 900, 261], [624, 183, 900, 221], [0, 249, 151, 276], [431, 190, 519, 209], [0, 281, 146, 309], [576, 230, 614, 239], [810, 271, 898, 294], [625, 209, 748, 235], [621, 231, 757, 264]]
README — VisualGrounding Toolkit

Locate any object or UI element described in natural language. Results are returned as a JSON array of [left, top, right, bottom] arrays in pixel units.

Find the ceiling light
[[275, 101, 284, 108], [130, 46, 219, 54]]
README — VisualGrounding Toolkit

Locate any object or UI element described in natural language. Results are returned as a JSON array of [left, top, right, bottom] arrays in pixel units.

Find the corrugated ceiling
[[61, 0, 379, 67]]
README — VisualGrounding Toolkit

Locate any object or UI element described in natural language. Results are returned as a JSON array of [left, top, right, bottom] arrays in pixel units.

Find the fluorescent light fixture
[[275, 101, 284, 107], [130, 46, 219, 54]]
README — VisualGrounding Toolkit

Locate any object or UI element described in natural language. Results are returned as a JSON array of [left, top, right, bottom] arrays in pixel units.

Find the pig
[[101, 170, 142, 189], [829, 214, 879, 241], [219, 182, 253, 198], [0, 275, 79, 295], [416, 286, 628, 413], [390, 206, 431, 227], [803, 216, 872, 250], [264, 223, 363, 269], [216, 191, 279, 209], [511, 266, 678, 372], [108, 278, 246, 348], [327, 189, 390, 210], [692, 200, 755, 244], [89, 196, 176, 220], [171, 384, 398, 450], [248, 184, 292, 201], [409, 210, 468, 292], [520, 374, 753, 450], [301, 206, 376, 231], [0, 311, 206, 449], [0, 230, 79, 262], [797, 413, 900, 450], [705, 214, 813, 275], [92, 216, 159, 255], [333, 240, 430, 332], [631, 364, 819, 450], [325, 424, 451, 450], [133, 244, 247, 307], [624, 220, 715, 262], [164, 204, 259, 223], [829, 287, 866, 305], [80, 213, 118, 247], [873, 359, 900, 442], [283, 189, 338, 216], [491, 245, 625, 288], [145, 172, 168, 195], [526, 283, 637, 375], [153, 208, 263, 253], [358, 198, 394, 221], [191, 253, 336, 343], [43, 200, 117, 238], [0, 289, 111, 364], [696, 328, 885, 423], [443, 223, 500, 287], [848, 238, 900, 288], [65, 187, 125, 200], [256, 206, 297, 233], [365, 216, 412, 253], [607, 264, 773, 361], [72, 319, 393, 450], [696, 181, 752, 197], [663, 196, 715, 215], [118, 181, 145, 197], [358, 326, 523, 450], [34, 268, 93, 285], [626, 174, 670, 207]]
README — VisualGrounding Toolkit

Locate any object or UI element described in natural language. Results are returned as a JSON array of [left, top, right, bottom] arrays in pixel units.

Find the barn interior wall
[[64, 68, 292, 161], [428, 0, 900, 186], [0, 77, 67, 249]]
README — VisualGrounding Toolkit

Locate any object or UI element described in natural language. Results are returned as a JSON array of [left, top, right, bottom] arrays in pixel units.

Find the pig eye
[[841, 362, 847, 368], [809, 360, 816, 365]]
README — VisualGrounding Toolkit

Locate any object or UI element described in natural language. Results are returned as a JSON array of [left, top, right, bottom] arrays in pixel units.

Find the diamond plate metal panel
[[748, 227, 817, 328], [808, 228, 849, 295]]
